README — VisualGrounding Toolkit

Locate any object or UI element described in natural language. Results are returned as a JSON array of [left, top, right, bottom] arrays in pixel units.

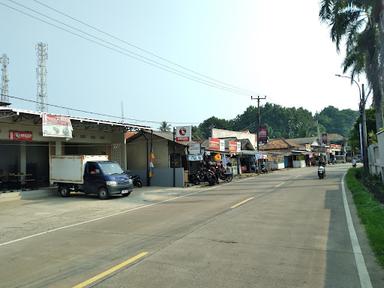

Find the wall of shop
[[129, 168, 184, 187], [127, 137, 184, 170]]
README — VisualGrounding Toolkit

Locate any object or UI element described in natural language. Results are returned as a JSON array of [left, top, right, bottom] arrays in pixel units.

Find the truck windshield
[[98, 162, 124, 175]]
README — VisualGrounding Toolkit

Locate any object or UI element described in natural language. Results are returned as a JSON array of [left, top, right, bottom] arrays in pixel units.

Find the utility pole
[[251, 95, 267, 151], [172, 127, 176, 187], [0, 54, 10, 105], [36, 42, 48, 112]]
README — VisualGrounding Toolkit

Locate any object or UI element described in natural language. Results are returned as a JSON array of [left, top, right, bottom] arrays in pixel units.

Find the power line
[[32, 0, 256, 96], [3, 0, 255, 96], [2, 93, 199, 125]]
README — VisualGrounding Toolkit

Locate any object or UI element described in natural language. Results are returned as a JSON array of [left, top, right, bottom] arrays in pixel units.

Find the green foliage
[[196, 116, 232, 139], [315, 106, 359, 137], [346, 168, 384, 267], [159, 121, 171, 132], [348, 108, 377, 153], [194, 103, 357, 140]]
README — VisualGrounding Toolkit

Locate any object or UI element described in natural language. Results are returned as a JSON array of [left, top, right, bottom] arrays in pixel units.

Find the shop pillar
[[20, 143, 26, 178], [55, 141, 62, 156]]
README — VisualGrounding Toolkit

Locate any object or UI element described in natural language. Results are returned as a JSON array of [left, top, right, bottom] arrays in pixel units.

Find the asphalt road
[[0, 165, 383, 288]]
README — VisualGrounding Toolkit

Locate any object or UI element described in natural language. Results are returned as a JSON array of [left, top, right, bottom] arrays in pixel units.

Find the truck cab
[[82, 161, 133, 199]]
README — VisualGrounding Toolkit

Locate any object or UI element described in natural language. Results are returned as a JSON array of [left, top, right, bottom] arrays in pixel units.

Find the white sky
[[0, 0, 367, 128]]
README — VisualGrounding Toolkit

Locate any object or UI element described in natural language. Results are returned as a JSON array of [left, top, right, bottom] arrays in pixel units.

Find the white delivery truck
[[50, 155, 133, 199]]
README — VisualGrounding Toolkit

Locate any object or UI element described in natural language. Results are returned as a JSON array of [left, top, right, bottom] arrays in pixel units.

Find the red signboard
[[9, 131, 33, 141], [229, 141, 237, 153], [208, 138, 220, 151]]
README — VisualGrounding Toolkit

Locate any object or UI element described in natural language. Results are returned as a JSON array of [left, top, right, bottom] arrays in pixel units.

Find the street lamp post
[[335, 74, 369, 170]]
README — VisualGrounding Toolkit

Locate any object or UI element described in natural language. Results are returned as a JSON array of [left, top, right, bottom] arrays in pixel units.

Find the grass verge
[[346, 168, 384, 267]]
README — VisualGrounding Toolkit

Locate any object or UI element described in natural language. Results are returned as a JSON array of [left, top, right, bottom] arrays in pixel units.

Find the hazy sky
[[0, 0, 367, 128]]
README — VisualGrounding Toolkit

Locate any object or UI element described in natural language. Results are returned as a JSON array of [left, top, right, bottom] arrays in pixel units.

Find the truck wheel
[[98, 187, 109, 200], [58, 186, 70, 197]]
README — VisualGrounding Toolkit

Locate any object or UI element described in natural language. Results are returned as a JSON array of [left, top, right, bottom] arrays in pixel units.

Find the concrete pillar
[[20, 143, 26, 174], [55, 141, 62, 156], [121, 133, 127, 170], [20, 143, 26, 183]]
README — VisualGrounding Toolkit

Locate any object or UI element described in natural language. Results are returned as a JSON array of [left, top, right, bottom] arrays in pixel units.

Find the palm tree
[[319, 0, 384, 130], [159, 121, 171, 132]]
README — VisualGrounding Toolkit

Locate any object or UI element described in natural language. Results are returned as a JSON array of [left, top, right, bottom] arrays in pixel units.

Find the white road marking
[[274, 182, 285, 188], [0, 185, 219, 248], [341, 174, 373, 288], [230, 197, 254, 209]]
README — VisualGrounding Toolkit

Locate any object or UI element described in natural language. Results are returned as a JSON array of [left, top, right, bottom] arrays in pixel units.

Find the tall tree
[[159, 121, 171, 132], [319, 0, 384, 130]]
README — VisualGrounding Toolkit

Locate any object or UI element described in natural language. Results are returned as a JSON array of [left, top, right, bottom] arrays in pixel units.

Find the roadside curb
[[0, 188, 56, 203]]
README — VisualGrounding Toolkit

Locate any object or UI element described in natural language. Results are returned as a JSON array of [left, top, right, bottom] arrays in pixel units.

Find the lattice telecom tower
[[0, 54, 9, 104], [36, 42, 48, 112]]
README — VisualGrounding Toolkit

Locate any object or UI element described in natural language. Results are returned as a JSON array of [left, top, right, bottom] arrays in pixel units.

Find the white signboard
[[188, 143, 201, 155], [42, 114, 73, 138], [175, 126, 192, 142], [219, 139, 225, 152], [187, 154, 203, 161], [236, 142, 241, 153]]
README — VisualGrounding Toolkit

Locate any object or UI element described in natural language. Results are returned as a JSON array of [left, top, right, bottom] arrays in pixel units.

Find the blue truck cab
[[57, 160, 133, 199]]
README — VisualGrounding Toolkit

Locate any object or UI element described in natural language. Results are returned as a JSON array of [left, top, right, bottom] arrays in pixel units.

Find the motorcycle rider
[[352, 158, 357, 168]]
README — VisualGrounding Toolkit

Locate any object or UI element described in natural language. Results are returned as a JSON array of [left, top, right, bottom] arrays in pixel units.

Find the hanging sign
[[236, 142, 241, 152], [9, 131, 33, 141], [219, 139, 225, 152], [258, 126, 268, 144], [175, 126, 192, 142], [42, 114, 73, 138], [187, 154, 203, 161], [188, 143, 201, 155]]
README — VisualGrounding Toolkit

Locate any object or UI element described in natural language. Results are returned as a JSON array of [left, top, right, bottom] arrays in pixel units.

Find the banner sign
[[330, 144, 342, 151], [188, 143, 201, 155], [42, 114, 73, 138], [229, 141, 237, 153], [258, 126, 268, 144], [208, 138, 220, 151], [9, 131, 32, 141], [175, 126, 192, 142]]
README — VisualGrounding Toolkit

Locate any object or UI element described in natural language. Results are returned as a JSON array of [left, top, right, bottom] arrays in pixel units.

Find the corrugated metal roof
[[0, 107, 150, 130]]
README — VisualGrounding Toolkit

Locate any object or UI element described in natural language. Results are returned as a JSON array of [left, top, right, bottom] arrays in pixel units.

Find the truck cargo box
[[50, 155, 108, 184]]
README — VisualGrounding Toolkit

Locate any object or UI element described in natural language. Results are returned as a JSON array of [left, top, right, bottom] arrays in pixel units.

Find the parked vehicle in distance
[[50, 155, 133, 199]]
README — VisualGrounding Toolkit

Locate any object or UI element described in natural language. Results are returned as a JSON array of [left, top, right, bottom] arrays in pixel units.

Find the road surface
[[0, 164, 383, 287]]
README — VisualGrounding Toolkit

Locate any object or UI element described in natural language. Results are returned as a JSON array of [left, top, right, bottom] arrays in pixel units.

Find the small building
[[126, 130, 187, 187], [0, 107, 147, 191], [260, 138, 301, 168]]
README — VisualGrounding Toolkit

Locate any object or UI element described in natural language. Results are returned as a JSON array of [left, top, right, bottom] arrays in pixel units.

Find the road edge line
[[341, 173, 373, 288]]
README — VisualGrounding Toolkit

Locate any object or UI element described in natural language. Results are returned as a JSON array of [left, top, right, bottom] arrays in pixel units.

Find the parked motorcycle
[[125, 171, 143, 187], [130, 174, 143, 188], [318, 165, 325, 179], [217, 166, 233, 183]]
